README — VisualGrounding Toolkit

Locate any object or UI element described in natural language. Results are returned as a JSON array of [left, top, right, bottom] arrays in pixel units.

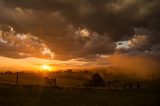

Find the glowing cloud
[[76, 28, 90, 38], [0, 25, 54, 59]]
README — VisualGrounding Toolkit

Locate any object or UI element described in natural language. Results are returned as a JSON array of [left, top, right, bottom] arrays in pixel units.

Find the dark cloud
[[0, 0, 160, 60], [125, 28, 160, 56]]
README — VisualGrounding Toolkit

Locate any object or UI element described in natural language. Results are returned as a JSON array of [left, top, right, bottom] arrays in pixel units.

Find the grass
[[0, 85, 160, 106]]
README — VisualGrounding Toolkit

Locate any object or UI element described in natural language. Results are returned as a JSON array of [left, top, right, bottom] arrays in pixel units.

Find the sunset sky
[[0, 0, 160, 72]]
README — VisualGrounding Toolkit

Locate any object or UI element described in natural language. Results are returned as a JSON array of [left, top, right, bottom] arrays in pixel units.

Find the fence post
[[16, 73, 19, 85], [54, 78, 56, 87], [108, 81, 111, 90], [129, 81, 132, 89]]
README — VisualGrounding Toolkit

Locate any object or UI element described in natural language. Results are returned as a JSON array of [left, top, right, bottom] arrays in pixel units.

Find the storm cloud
[[0, 0, 160, 60]]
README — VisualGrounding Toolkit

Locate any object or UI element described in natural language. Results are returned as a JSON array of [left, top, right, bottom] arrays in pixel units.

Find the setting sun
[[41, 64, 52, 71]]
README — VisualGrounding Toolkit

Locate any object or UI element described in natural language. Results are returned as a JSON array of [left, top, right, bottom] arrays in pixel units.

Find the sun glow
[[41, 64, 52, 71]]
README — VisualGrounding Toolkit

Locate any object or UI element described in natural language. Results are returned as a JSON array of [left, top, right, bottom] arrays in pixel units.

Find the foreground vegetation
[[0, 70, 160, 105], [0, 85, 160, 106]]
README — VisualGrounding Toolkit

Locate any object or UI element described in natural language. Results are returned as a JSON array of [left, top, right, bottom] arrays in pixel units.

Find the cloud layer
[[0, 0, 160, 60]]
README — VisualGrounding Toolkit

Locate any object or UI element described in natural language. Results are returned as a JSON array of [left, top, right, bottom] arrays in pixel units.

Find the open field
[[0, 85, 160, 106]]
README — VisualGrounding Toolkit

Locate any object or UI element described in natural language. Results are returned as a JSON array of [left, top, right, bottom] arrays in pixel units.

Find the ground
[[0, 85, 160, 106]]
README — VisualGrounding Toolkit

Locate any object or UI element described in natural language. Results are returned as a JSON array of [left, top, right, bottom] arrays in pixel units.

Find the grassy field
[[0, 85, 160, 106]]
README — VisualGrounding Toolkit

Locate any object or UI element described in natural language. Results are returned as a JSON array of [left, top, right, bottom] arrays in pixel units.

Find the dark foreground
[[0, 85, 160, 106]]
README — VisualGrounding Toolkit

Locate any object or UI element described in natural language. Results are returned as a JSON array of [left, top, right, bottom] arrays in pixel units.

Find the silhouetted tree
[[88, 73, 105, 87]]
